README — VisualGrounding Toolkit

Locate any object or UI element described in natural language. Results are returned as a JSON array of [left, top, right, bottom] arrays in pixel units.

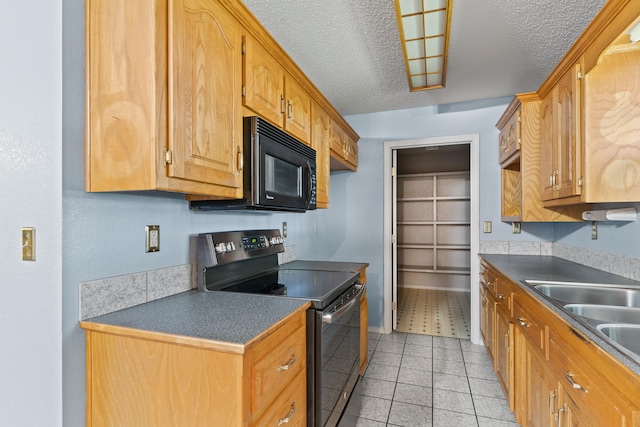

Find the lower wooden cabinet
[[481, 259, 640, 427], [81, 305, 307, 427]]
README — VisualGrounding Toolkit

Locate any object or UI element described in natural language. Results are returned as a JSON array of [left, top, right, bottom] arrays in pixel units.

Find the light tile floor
[[339, 332, 519, 427]]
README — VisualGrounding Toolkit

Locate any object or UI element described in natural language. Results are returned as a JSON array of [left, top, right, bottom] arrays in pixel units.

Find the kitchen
[[3, 0, 640, 426]]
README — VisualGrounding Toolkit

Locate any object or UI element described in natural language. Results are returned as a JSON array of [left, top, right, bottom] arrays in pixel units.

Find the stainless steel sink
[[564, 304, 640, 324], [534, 284, 640, 308], [597, 324, 640, 356]]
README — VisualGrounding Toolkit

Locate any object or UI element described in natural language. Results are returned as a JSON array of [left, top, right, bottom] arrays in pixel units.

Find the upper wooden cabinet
[[311, 100, 331, 208], [533, 0, 640, 207], [330, 120, 358, 171], [243, 35, 311, 144], [85, 0, 243, 198], [583, 15, 640, 202], [498, 106, 521, 166], [497, 94, 584, 222], [85, 0, 359, 201], [540, 62, 584, 205]]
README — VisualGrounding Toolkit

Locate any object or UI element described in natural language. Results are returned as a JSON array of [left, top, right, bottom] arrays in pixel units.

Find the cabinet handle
[[280, 95, 286, 117], [549, 389, 557, 418], [277, 354, 297, 372], [517, 318, 530, 327], [564, 371, 588, 393], [278, 403, 296, 426], [497, 293, 506, 300], [236, 146, 243, 173], [287, 100, 293, 122], [557, 402, 566, 427]]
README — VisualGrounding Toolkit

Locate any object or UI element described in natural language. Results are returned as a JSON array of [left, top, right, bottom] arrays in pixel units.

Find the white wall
[[0, 1, 63, 425]]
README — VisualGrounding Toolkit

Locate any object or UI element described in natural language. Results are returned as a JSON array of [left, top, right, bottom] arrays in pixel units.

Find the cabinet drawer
[[494, 279, 512, 313], [252, 325, 305, 413], [254, 370, 306, 427], [549, 336, 625, 426], [512, 293, 547, 355]]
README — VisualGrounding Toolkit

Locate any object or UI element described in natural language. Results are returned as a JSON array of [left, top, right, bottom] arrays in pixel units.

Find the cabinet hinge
[[391, 234, 396, 244], [391, 167, 396, 177], [577, 70, 583, 80], [242, 86, 246, 97], [392, 301, 398, 311], [578, 177, 583, 187], [164, 148, 173, 165], [241, 42, 246, 54]]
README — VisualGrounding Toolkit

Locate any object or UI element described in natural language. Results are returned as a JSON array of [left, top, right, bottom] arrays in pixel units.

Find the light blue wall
[[553, 202, 640, 258], [1, 1, 62, 425]]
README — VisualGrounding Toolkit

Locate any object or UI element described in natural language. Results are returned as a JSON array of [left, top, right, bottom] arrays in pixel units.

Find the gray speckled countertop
[[480, 254, 640, 375], [80, 291, 308, 347]]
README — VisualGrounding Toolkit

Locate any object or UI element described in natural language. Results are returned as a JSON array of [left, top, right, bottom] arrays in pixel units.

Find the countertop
[[80, 291, 309, 353], [480, 254, 640, 375]]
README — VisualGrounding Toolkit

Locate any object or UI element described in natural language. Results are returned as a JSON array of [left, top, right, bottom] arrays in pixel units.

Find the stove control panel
[[242, 236, 267, 250]]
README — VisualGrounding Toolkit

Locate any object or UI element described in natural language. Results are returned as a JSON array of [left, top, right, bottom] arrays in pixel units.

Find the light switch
[[22, 227, 35, 261]]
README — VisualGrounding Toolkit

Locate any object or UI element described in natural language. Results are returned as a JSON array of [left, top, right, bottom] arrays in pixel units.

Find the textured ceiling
[[241, 0, 606, 116]]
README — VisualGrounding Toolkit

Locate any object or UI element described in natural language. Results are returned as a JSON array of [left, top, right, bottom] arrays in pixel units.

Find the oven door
[[309, 284, 363, 427]]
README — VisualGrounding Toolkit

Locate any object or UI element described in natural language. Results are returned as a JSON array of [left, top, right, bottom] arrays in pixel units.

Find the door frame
[[383, 134, 481, 344]]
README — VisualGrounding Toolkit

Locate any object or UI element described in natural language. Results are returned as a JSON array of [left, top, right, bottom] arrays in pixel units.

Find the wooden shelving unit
[[397, 171, 471, 290]]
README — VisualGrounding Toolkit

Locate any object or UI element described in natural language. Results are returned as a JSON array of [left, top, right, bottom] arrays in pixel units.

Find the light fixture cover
[[394, 0, 453, 91]]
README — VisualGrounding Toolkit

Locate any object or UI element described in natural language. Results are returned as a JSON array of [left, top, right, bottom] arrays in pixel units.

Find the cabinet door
[[495, 304, 514, 409], [170, 0, 243, 191], [243, 35, 285, 127], [519, 335, 556, 427], [311, 100, 331, 208], [555, 63, 582, 200], [558, 388, 590, 427], [480, 288, 491, 347], [284, 76, 311, 144], [540, 91, 555, 201]]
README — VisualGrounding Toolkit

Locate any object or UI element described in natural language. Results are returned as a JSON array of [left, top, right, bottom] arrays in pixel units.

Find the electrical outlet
[[592, 221, 598, 240], [146, 225, 160, 252], [22, 227, 35, 261], [512, 222, 521, 234], [483, 221, 492, 233], [282, 221, 287, 238]]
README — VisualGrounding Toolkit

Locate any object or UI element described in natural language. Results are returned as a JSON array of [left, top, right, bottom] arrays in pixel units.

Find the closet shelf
[[398, 196, 471, 202], [398, 265, 471, 275], [397, 221, 470, 226], [398, 244, 470, 250], [396, 169, 471, 288]]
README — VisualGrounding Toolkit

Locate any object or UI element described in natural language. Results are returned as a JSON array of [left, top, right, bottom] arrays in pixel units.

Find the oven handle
[[322, 283, 365, 324]]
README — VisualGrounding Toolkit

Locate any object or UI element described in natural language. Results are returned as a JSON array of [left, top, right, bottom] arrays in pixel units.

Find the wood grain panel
[[284, 75, 311, 144], [253, 371, 306, 427], [243, 34, 285, 126], [311, 100, 331, 207], [584, 32, 640, 202], [169, 0, 243, 190], [86, 0, 160, 191], [87, 331, 244, 427]]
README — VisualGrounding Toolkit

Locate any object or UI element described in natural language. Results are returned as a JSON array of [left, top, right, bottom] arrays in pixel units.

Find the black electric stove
[[195, 229, 363, 427], [218, 268, 358, 309]]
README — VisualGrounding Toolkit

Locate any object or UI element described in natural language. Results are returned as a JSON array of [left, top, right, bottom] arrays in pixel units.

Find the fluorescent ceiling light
[[394, 0, 453, 91]]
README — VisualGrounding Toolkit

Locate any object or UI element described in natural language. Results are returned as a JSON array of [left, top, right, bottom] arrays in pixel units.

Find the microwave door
[[257, 134, 314, 211]]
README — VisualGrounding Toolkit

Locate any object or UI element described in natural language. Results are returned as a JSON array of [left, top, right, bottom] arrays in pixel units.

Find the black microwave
[[190, 116, 316, 212]]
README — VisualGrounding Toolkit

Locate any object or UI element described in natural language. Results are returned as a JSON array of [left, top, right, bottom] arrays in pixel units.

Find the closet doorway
[[383, 135, 480, 343]]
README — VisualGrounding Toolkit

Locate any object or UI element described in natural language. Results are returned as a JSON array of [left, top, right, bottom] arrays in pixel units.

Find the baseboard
[[398, 285, 471, 292]]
